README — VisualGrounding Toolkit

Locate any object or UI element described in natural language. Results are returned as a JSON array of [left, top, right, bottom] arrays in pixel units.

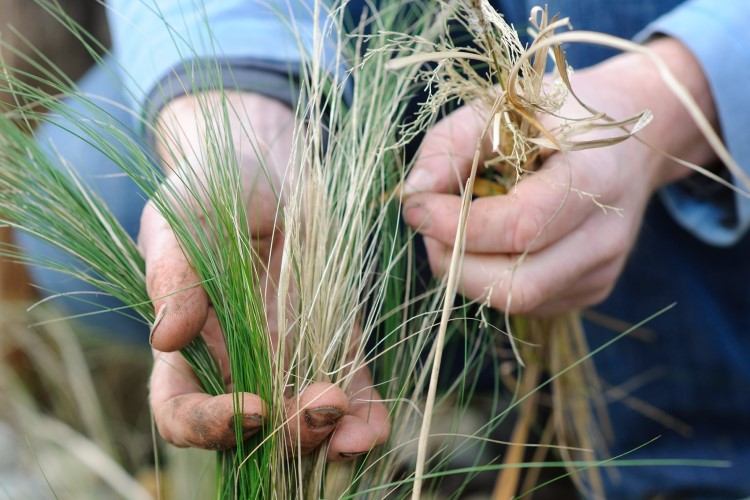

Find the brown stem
[[492, 362, 542, 500]]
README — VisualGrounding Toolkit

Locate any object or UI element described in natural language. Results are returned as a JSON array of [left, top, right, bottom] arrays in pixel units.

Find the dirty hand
[[142, 91, 389, 458], [403, 38, 717, 316]]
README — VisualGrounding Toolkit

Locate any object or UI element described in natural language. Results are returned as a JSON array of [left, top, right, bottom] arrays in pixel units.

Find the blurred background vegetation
[[0, 3, 161, 498]]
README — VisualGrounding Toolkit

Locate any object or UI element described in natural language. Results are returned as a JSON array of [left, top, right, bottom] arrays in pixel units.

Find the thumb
[[140, 201, 209, 351], [404, 102, 492, 196]]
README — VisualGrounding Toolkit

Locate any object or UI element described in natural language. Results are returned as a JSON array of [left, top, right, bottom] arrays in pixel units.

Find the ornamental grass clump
[[0, 1, 493, 497], [388, 0, 749, 497], [0, 1, 744, 499], [388, 3, 628, 496]]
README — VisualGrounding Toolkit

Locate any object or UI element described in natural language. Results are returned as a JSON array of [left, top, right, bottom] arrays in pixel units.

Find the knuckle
[[490, 278, 544, 315], [158, 397, 236, 451], [508, 281, 544, 315], [182, 403, 235, 451], [139, 200, 158, 227], [137, 205, 157, 252], [145, 258, 170, 291], [510, 210, 544, 253], [467, 208, 492, 244]]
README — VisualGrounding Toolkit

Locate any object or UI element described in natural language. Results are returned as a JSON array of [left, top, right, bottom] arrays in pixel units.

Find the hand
[[142, 91, 389, 458], [403, 38, 717, 316]]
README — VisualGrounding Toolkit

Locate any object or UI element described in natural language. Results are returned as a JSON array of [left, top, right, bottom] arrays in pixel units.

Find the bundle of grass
[[388, 1, 749, 497], [1, 1, 741, 498], [0, 0, 507, 497], [0, 9, 279, 499]]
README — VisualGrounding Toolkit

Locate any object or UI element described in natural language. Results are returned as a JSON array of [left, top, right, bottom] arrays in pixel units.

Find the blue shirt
[[106, 1, 750, 497]]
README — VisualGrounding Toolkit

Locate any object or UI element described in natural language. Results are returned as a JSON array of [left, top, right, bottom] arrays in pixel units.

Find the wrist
[[155, 91, 296, 179], [573, 37, 718, 192]]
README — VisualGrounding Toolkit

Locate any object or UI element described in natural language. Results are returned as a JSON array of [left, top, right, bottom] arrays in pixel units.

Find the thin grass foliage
[[0, 0, 741, 498], [0, 0, 492, 497], [387, 1, 749, 498]]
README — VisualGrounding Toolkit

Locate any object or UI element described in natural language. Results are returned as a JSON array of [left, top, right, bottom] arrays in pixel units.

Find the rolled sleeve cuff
[[107, 0, 345, 123], [636, 0, 750, 246], [140, 58, 302, 149]]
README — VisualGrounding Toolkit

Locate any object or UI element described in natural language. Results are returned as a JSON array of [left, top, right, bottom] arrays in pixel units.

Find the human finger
[[421, 218, 624, 314], [150, 348, 266, 450], [140, 201, 209, 351], [284, 382, 349, 456], [510, 259, 625, 316], [403, 104, 493, 196], [403, 160, 591, 255], [327, 365, 390, 462]]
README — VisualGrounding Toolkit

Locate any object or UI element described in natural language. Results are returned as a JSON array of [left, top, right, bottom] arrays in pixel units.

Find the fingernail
[[149, 303, 167, 347], [237, 414, 264, 440], [340, 451, 368, 459], [305, 407, 344, 428], [243, 414, 264, 427], [241, 415, 264, 439], [402, 201, 428, 230], [402, 169, 435, 196]]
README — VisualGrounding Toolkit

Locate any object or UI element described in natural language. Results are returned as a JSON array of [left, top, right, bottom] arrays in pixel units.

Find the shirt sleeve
[[636, 0, 750, 246], [105, 0, 341, 120]]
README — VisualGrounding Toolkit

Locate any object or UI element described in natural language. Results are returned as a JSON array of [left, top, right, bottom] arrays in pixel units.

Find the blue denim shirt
[[103, 1, 750, 497], [508, 3, 750, 498], [107, 0, 750, 243]]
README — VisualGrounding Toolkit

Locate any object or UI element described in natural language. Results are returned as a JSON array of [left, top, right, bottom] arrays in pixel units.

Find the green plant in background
[[0, 302, 155, 499]]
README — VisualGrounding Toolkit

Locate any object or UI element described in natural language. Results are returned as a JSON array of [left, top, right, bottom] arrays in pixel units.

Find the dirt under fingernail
[[243, 414, 263, 427], [305, 407, 344, 428], [149, 303, 167, 346]]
